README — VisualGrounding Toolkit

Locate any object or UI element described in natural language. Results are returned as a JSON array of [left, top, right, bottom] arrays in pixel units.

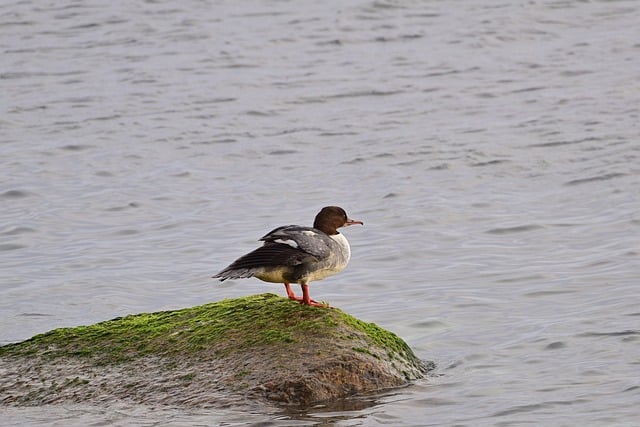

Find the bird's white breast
[[304, 232, 352, 282], [329, 232, 351, 265]]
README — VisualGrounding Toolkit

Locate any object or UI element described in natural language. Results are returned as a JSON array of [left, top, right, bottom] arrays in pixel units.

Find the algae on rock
[[0, 293, 432, 407]]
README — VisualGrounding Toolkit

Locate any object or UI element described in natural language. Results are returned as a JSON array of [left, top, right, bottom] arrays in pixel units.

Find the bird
[[213, 206, 363, 307]]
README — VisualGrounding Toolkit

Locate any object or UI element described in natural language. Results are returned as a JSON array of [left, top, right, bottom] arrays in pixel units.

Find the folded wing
[[260, 225, 332, 259], [214, 226, 332, 281]]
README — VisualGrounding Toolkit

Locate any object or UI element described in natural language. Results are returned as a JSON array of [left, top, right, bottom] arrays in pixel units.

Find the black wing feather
[[260, 225, 332, 259], [213, 242, 317, 281]]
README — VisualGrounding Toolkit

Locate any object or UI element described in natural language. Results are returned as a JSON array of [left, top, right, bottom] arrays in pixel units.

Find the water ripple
[[486, 224, 544, 234], [0, 190, 34, 199], [565, 172, 628, 186]]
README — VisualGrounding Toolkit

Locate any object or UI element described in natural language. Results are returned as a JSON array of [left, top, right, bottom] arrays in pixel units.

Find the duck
[[213, 206, 363, 307]]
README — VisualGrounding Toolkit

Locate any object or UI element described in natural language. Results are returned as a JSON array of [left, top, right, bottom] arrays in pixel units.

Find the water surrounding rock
[[0, 294, 432, 407]]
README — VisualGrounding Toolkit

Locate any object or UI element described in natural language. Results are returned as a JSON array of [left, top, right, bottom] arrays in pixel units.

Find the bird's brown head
[[313, 206, 363, 235]]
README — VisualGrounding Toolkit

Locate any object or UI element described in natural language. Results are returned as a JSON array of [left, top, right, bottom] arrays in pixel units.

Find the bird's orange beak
[[344, 218, 364, 227]]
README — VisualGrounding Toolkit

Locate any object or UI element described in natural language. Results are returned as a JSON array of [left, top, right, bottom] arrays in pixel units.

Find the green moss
[[261, 329, 295, 343], [179, 373, 196, 382], [0, 293, 420, 368], [351, 346, 374, 357], [338, 312, 417, 363], [234, 370, 250, 379]]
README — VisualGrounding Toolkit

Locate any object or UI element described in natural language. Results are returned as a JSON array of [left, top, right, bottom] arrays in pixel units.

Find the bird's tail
[[212, 268, 256, 282]]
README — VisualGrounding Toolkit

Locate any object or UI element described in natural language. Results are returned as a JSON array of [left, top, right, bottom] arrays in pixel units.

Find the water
[[1, 0, 639, 425]]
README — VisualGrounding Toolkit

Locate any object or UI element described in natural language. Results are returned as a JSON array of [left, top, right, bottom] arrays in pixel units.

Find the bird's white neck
[[330, 232, 351, 264]]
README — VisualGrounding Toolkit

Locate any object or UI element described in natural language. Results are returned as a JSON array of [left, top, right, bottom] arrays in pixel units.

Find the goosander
[[213, 206, 363, 307]]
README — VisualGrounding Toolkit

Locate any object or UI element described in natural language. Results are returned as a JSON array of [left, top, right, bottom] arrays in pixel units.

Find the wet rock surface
[[1, 294, 432, 407]]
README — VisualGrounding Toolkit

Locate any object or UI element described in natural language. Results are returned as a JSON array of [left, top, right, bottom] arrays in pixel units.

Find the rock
[[0, 293, 432, 407]]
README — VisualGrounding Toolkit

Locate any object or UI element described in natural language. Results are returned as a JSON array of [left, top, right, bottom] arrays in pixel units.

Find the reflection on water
[[1, 0, 639, 425]]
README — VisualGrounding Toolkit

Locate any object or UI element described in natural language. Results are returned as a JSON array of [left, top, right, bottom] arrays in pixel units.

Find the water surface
[[1, 0, 639, 425]]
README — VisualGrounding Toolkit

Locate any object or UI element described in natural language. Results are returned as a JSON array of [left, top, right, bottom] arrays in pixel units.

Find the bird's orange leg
[[300, 283, 329, 307], [284, 283, 301, 301]]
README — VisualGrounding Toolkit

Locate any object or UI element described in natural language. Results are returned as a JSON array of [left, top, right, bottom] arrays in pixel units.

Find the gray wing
[[260, 225, 332, 259], [213, 242, 316, 281]]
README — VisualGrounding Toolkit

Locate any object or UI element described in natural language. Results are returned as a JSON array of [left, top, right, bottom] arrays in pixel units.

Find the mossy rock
[[0, 293, 432, 407]]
